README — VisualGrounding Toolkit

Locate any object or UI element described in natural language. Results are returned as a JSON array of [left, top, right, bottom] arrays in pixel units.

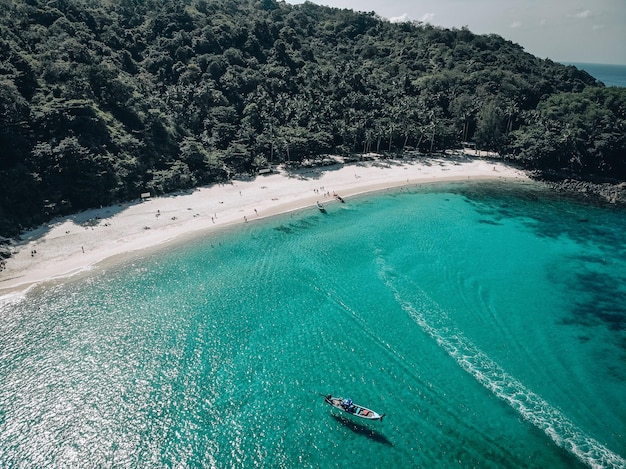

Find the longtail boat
[[324, 395, 385, 421]]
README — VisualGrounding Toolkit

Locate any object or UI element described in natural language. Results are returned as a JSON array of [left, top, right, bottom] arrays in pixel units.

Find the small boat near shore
[[317, 201, 326, 212], [324, 395, 385, 421]]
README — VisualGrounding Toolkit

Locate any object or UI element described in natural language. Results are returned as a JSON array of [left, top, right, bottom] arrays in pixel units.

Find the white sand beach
[[0, 155, 528, 295]]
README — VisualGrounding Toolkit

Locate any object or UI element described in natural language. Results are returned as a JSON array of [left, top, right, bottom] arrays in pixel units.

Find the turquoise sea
[[564, 62, 626, 88], [1, 180, 625, 468]]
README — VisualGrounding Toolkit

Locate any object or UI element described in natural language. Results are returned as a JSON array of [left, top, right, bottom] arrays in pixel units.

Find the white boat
[[324, 395, 385, 421]]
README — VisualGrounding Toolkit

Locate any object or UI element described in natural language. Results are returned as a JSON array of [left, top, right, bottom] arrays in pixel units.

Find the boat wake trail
[[376, 257, 626, 469]]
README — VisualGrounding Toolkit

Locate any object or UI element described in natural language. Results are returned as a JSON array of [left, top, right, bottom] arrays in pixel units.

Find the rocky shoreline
[[530, 171, 626, 206]]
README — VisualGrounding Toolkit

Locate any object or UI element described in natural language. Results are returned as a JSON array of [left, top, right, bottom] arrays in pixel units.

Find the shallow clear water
[[1, 181, 625, 468]]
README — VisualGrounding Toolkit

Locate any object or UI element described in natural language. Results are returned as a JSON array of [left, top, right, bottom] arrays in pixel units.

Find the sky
[[285, 0, 626, 65]]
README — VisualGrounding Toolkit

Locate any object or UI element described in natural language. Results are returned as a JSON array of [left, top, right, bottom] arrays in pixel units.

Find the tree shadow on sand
[[330, 414, 393, 446]]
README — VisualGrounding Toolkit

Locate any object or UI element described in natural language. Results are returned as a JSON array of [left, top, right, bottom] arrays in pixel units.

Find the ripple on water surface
[[0, 181, 624, 467]]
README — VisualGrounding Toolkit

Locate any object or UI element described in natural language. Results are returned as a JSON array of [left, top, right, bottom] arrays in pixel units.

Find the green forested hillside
[[1, 0, 625, 236]]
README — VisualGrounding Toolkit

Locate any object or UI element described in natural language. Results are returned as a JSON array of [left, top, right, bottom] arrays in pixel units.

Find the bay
[[1, 181, 625, 468]]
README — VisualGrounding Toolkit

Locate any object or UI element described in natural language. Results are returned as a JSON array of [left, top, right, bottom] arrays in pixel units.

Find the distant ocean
[[563, 62, 626, 87]]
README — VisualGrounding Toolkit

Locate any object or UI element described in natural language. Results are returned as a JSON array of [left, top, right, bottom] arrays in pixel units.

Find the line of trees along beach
[[1, 0, 625, 237]]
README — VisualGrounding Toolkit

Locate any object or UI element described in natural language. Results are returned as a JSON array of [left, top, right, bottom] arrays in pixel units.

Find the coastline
[[0, 155, 528, 296]]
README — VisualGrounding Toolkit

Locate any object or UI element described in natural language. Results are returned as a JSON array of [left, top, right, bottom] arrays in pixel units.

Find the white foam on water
[[377, 258, 626, 469], [0, 288, 29, 308]]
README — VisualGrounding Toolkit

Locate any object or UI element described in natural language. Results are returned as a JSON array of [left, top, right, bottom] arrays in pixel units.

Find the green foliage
[[0, 0, 621, 236], [147, 160, 195, 194], [507, 87, 626, 178]]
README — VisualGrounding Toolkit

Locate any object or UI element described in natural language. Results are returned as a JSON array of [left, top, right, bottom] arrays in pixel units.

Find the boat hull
[[324, 396, 384, 421]]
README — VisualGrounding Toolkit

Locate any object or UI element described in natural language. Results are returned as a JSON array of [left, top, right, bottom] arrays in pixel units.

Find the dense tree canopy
[[0, 0, 624, 236]]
